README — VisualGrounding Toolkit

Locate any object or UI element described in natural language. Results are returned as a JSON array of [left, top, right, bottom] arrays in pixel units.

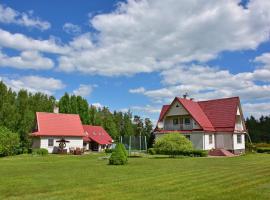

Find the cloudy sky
[[1, 0, 270, 123]]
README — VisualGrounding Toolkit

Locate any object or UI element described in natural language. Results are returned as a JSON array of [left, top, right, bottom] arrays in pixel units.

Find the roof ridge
[[36, 112, 80, 116], [198, 96, 239, 103]]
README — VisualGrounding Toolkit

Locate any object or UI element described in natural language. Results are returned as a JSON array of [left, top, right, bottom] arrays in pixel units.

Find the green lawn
[[0, 154, 270, 200]]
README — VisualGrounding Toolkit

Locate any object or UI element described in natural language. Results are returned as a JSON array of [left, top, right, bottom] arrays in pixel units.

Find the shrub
[[255, 143, 270, 148], [148, 148, 156, 155], [32, 148, 48, 156], [118, 143, 128, 157], [154, 133, 193, 157], [257, 147, 270, 154], [246, 143, 257, 153], [105, 148, 114, 153], [109, 143, 127, 165], [0, 126, 20, 157]]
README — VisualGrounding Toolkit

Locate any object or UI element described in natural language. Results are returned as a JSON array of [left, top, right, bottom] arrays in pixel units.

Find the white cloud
[[130, 105, 161, 114], [0, 28, 69, 54], [73, 84, 96, 97], [1, 75, 65, 95], [130, 64, 270, 104], [243, 103, 270, 118], [91, 102, 103, 108], [63, 23, 81, 35], [58, 0, 270, 76], [0, 4, 50, 30], [129, 87, 145, 94], [0, 50, 54, 70]]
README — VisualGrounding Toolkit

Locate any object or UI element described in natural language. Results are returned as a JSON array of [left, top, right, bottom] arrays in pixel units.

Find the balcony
[[164, 124, 193, 131]]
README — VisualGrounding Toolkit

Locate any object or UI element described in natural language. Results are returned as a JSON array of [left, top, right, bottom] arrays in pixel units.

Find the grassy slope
[[0, 154, 270, 200]]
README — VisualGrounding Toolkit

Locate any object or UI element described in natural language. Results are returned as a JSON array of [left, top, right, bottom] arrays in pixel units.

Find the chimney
[[53, 106, 59, 114]]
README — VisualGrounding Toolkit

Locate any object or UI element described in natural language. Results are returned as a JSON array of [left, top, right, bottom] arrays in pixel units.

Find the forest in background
[[0, 80, 270, 152], [0, 81, 153, 151]]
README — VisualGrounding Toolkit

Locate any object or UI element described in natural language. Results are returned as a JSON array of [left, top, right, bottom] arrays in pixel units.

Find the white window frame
[[237, 134, 242, 144], [209, 134, 213, 144]]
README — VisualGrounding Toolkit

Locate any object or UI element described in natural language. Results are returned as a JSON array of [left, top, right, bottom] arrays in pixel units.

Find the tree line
[[0, 81, 154, 150], [246, 116, 270, 143]]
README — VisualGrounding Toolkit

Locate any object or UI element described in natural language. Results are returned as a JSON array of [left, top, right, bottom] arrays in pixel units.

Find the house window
[[48, 138, 54, 147], [185, 135, 191, 140], [176, 104, 179, 107], [209, 134, 213, 144], [173, 118, 179, 125], [237, 134, 242, 144], [184, 118, 191, 125]]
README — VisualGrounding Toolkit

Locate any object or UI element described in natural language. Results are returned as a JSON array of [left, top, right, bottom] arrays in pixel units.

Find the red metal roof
[[157, 96, 242, 133], [178, 98, 215, 131], [83, 125, 112, 145], [32, 112, 85, 137], [158, 105, 170, 122], [198, 97, 240, 132]]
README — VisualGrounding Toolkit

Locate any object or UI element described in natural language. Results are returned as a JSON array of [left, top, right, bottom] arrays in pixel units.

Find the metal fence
[[119, 135, 147, 155]]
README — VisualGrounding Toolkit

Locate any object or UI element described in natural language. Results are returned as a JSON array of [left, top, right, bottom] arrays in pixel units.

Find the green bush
[[32, 148, 48, 156], [118, 143, 128, 157], [0, 126, 20, 157], [257, 147, 270, 154], [154, 133, 193, 157], [148, 148, 156, 155], [246, 143, 257, 153], [109, 143, 127, 165], [105, 148, 114, 153]]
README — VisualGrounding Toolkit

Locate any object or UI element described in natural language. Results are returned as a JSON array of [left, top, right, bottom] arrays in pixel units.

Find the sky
[[1, 0, 270, 124]]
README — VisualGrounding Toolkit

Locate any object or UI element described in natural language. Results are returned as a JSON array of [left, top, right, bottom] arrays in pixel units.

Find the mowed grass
[[0, 154, 270, 200]]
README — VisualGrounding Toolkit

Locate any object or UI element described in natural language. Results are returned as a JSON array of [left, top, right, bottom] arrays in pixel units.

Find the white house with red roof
[[32, 112, 112, 153], [155, 97, 246, 154]]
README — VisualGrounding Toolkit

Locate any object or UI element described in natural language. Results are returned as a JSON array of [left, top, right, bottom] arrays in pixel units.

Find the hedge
[[257, 147, 270, 154], [156, 149, 208, 157], [32, 148, 49, 156]]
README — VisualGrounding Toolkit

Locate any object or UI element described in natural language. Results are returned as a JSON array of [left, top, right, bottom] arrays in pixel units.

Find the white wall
[[166, 101, 189, 116], [215, 133, 233, 150], [233, 133, 245, 150], [204, 133, 215, 150], [38, 136, 83, 153], [189, 132, 204, 149]]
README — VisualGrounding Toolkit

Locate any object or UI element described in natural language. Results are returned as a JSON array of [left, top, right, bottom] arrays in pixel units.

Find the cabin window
[[185, 135, 191, 140], [176, 104, 179, 107], [237, 134, 242, 144], [184, 118, 191, 125], [209, 134, 213, 144], [48, 138, 54, 147], [173, 118, 179, 125]]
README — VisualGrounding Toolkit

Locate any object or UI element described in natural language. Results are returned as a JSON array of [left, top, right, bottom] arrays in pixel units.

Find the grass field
[[0, 153, 270, 200]]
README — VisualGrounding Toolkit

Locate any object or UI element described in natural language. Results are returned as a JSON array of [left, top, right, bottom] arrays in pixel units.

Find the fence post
[[145, 136, 147, 152], [129, 136, 131, 156]]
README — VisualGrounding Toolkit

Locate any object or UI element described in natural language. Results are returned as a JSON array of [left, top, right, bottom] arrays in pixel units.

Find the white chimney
[[53, 106, 59, 114]]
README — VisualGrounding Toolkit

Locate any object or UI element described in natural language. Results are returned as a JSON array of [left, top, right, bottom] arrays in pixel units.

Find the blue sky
[[1, 0, 270, 123]]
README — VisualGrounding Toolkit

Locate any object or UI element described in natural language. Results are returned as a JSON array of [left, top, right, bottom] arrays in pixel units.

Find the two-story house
[[154, 96, 246, 154]]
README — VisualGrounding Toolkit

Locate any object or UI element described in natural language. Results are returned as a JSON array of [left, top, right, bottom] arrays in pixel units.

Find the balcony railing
[[164, 124, 193, 131]]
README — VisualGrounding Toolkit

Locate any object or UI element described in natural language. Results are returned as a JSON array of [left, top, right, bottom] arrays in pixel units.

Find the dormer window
[[176, 104, 179, 107]]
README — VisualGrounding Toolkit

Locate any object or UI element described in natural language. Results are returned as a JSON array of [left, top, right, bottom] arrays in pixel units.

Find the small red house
[[83, 125, 113, 152]]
